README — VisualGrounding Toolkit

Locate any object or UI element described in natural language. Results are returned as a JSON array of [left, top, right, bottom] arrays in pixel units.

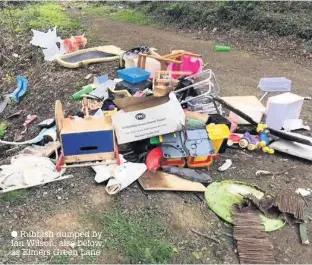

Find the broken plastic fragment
[[10, 75, 28, 104], [218, 159, 232, 171], [295, 188, 311, 197]]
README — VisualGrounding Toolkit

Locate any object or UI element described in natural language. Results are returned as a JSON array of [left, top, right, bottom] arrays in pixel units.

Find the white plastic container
[[266, 92, 304, 130], [258, 77, 291, 92]]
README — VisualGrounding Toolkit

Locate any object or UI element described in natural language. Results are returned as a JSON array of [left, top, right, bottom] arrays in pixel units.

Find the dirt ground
[[1, 13, 312, 264]]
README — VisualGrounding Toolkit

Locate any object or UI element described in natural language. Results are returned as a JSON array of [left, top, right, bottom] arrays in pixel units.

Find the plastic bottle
[[214, 45, 231, 52]]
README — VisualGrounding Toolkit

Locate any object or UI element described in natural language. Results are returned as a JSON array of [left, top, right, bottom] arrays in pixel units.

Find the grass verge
[[85, 5, 158, 27], [83, 208, 174, 263], [0, 2, 81, 34]]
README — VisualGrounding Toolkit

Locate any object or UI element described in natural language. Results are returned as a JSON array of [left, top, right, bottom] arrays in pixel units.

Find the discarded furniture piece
[[153, 71, 192, 97], [138, 170, 207, 192], [137, 53, 182, 73], [258, 77, 292, 102], [266, 92, 304, 130], [165, 50, 203, 79], [56, 46, 124, 68], [138, 50, 202, 79], [55, 99, 119, 170]]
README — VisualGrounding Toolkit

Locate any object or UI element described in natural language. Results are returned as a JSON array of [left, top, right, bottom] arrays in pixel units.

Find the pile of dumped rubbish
[[1, 27, 312, 264]]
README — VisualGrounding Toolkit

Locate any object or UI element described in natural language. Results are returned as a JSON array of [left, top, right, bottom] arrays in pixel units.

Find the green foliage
[[2, 190, 30, 203], [0, 2, 81, 34], [129, 1, 312, 40], [86, 5, 150, 26], [85, 209, 174, 263]]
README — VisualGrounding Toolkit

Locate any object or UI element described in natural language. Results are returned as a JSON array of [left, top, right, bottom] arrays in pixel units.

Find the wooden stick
[[139, 53, 182, 64], [191, 229, 220, 244]]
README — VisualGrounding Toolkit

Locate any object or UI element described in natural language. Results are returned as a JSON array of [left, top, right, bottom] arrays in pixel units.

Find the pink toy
[[167, 55, 203, 79]]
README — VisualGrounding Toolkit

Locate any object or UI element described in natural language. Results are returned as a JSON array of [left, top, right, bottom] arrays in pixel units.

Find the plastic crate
[[117, 67, 151, 84]]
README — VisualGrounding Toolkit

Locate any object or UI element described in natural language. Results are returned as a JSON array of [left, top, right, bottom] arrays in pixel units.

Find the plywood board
[[64, 152, 115, 163], [138, 170, 207, 192], [62, 116, 112, 134]]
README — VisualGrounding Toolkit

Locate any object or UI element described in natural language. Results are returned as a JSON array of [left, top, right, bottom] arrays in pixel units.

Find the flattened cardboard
[[138, 170, 207, 192], [112, 92, 185, 144]]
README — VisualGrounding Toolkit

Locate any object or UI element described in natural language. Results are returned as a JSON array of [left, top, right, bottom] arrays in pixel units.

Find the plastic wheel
[[247, 144, 256, 151], [239, 139, 248, 148], [227, 139, 234, 146], [262, 146, 269, 153]]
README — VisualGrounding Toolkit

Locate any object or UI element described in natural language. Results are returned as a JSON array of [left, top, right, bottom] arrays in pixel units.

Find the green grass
[[0, 2, 81, 34], [50, 255, 71, 264], [2, 190, 30, 203], [84, 209, 174, 263], [86, 6, 150, 26]]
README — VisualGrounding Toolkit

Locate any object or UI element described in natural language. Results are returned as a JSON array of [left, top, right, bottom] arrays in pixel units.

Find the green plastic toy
[[214, 45, 231, 52], [72, 84, 96, 100], [150, 136, 161, 145]]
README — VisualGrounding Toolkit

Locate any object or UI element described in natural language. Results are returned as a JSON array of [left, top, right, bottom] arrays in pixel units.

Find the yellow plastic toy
[[206, 123, 231, 153], [256, 123, 274, 154]]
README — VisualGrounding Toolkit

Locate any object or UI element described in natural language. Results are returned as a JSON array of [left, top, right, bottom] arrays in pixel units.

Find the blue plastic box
[[117, 67, 151, 84]]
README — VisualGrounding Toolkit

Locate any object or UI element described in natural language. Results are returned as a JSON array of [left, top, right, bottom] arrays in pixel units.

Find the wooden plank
[[138, 170, 207, 192], [61, 116, 112, 134], [62, 160, 117, 168], [64, 152, 115, 163]]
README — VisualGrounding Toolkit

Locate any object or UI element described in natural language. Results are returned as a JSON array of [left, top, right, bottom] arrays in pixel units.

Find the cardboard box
[[265, 92, 304, 130], [112, 92, 185, 144]]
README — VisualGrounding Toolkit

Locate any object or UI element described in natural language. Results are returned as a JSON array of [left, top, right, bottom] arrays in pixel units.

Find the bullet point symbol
[[11, 231, 17, 238]]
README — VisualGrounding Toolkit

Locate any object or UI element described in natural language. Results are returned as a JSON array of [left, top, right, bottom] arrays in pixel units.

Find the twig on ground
[[215, 230, 233, 238], [0, 53, 13, 63], [191, 228, 220, 244]]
